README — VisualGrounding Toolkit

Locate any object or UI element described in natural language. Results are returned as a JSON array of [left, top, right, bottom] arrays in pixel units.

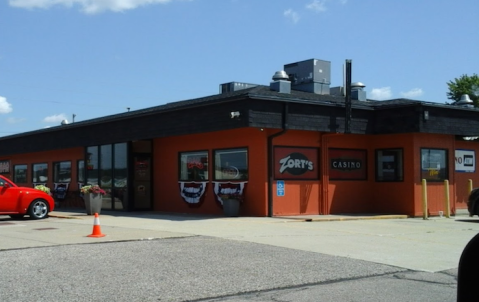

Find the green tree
[[447, 74, 479, 106]]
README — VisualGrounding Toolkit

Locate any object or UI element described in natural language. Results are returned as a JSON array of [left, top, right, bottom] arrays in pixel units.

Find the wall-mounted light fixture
[[230, 111, 240, 119], [423, 110, 429, 121]]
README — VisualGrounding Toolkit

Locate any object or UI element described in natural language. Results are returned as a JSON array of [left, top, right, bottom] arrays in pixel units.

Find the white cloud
[[284, 9, 300, 23], [400, 88, 423, 99], [0, 96, 13, 114], [370, 87, 392, 100], [9, 0, 173, 14], [306, 0, 327, 13], [6, 117, 26, 124], [43, 113, 67, 123]]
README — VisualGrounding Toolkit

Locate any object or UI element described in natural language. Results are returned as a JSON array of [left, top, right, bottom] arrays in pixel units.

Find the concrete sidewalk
[[2, 209, 478, 273]]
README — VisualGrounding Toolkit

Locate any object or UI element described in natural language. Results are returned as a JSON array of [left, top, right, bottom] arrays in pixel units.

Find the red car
[[0, 175, 54, 219]]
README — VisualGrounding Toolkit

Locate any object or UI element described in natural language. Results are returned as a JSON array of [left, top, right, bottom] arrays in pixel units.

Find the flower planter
[[223, 199, 240, 217], [84, 193, 103, 215]]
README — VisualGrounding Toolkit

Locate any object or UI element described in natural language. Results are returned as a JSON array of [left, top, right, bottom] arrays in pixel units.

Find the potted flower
[[81, 185, 106, 215], [218, 192, 243, 217], [35, 184, 51, 195]]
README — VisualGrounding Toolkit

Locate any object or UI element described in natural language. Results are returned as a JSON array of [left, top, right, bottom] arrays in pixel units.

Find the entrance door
[[132, 155, 152, 210]]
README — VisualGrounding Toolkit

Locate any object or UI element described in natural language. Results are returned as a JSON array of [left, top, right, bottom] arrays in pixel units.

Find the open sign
[[456, 150, 475, 172]]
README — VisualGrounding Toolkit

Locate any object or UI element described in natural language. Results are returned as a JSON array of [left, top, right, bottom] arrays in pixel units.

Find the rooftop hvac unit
[[284, 59, 331, 94], [220, 82, 258, 94]]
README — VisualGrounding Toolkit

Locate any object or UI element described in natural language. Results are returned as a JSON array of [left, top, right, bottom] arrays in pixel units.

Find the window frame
[[420, 148, 448, 182], [213, 147, 248, 181], [13, 164, 27, 184], [178, 150, 209, 181], [375, 148, 404, 182], [31, 162, 48, 183], [53, 161, 72, 183]]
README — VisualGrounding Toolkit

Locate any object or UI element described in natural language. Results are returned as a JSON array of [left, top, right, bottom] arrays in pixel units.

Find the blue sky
[[1, 0, 478, 137]]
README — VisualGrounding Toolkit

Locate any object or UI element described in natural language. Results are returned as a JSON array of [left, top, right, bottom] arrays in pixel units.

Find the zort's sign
[[274, 147, 318, 180]]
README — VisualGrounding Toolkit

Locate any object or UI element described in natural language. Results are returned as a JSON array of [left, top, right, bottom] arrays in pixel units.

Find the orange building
[[1, 58, 478, 217]]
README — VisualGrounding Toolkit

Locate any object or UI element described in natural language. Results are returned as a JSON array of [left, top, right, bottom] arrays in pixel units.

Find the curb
[[280, 215, 410, 222], [49, 212, 412, 222]]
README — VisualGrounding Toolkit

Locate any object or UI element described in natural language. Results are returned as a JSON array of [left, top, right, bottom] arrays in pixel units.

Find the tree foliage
[[447, 74, 479, 106]]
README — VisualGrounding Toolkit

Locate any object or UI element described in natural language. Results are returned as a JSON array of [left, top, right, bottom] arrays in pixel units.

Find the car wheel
[[28, 199, 49, 220], [9, 214, 25, 219]]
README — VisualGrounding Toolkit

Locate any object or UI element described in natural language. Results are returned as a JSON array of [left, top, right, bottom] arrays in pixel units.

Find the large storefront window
[[100, 144, 112, 188], [179, 151, 209, 181], [86, 146, 99, 185], [214, 148, 248, 180], [86, 143, 128, 211], [100, 144, 113, 209], [13, 164, 27, 183], [32, 163, 48, 183], [421, 148, 448, 181], [78, 160, 85, 183], [376, 149, 403, 182], [114, 143, 128, 210], [53, 161, 71, 183]]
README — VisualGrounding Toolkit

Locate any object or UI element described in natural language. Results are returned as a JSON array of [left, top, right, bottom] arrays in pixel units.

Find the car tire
[[28, 199, 49, 220], [468, 189, 479, 217], [9, 214, 25, 219]]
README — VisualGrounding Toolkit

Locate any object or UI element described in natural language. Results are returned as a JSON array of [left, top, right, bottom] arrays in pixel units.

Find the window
[[85, 143, 129, 211], [53, 161, 71, 183], [86, 146, 99, 185], [421, 148, 448, 181], [179, 151, 208, 181], [100, 144, 112, 189], [376, 149, 403, 182], [214, 148, 248, 180], [13, 164, 27, 183], [32, 163, 48, 183], [114, 143, 128, 188], [78, 160, 85, 183]]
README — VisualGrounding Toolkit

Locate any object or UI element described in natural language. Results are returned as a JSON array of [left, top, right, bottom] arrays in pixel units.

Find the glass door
[[132, 155, 152, 210]]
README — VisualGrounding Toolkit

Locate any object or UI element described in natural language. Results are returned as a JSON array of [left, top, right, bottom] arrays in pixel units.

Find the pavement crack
[[185, 271, 407, 302], [393, 271, 457, 286]]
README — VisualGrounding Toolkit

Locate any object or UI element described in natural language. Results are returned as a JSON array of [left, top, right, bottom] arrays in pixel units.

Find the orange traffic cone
[[87, 213, 106, 237]]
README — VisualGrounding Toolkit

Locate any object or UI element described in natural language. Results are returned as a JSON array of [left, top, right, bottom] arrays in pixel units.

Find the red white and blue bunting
[[178, 181, 208, 204], [213, 181, 247, 206]]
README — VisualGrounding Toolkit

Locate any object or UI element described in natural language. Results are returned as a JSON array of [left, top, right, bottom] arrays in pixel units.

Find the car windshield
[[0, 176, 15, 187]]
